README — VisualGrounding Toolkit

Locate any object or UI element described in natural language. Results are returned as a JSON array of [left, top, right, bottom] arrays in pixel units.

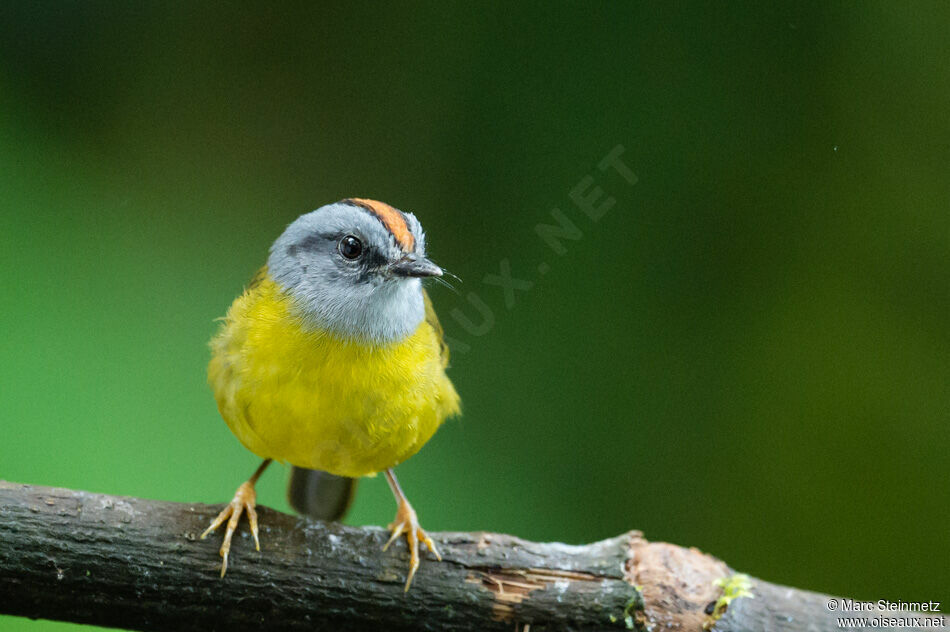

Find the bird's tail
[[287, 467, 358, 522]]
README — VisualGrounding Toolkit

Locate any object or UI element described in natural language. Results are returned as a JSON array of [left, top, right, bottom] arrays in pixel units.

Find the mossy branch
[[0, 481, 940, 631]]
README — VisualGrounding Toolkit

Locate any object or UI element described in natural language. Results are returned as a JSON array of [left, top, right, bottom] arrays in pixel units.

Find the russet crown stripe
[[343, 198, 415, 252]]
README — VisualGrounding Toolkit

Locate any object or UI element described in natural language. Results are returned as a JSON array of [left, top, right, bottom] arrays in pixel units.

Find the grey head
[[267, 198, 442, 344]]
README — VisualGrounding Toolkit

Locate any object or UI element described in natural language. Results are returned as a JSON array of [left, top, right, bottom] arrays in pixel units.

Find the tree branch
[[0, 481, 940, 631]]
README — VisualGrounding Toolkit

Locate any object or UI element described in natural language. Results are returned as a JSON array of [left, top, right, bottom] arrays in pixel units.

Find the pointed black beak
[[388, 256, 443, 278]]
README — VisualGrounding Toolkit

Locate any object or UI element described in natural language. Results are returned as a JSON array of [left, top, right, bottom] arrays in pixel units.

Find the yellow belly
[[207, 274, 460, 477]]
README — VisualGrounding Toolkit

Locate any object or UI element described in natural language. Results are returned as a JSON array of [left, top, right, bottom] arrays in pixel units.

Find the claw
[[201, 480, 259, 577], [384, 498, 440, 591], [383, 521, 406, 551]]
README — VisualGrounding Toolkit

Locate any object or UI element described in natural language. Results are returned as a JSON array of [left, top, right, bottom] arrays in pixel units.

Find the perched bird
[[202, 199, 460, 590]]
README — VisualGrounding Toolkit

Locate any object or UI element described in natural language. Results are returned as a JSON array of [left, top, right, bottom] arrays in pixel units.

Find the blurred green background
[[1, 2, 947, 629]]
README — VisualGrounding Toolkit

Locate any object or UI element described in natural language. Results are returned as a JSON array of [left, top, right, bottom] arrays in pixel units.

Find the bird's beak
[[388, 256, 443, 278]]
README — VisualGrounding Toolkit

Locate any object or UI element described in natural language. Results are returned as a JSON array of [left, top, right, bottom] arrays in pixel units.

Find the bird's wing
[[423, 289, 450, 369], [246, 266, 268, 291]]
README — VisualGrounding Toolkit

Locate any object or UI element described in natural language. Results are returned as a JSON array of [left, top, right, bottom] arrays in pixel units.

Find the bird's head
[[267, 199, 441, 344]]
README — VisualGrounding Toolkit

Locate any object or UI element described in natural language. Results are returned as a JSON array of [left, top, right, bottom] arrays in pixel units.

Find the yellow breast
[[208, 272, 460, 477]]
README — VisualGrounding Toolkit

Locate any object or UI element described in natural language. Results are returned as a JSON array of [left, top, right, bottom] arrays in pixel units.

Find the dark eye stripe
[[288, 231, 337, 256], [288, 228, 389, 285]]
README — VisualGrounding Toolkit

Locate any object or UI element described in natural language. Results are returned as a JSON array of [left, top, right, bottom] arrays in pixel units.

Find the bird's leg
[[382, 468, 441, 591], [200, 458, 272, 577]]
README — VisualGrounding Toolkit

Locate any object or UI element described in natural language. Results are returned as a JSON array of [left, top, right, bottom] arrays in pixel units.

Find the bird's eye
[[338, 235, 363, 260]]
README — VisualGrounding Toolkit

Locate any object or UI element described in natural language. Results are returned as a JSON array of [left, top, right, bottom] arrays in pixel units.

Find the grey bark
[[0, 481, 941, 631]]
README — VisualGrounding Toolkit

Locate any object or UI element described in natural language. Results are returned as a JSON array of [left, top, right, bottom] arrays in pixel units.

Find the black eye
[[338, 235, 363, 260]]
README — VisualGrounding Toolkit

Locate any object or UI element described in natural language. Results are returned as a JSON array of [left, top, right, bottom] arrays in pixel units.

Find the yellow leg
[[382, 468, 441, 591], [200, 458, 272, 577]]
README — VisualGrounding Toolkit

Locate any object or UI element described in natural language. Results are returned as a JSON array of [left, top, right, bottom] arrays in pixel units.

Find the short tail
[[287, 467, 357, 522]]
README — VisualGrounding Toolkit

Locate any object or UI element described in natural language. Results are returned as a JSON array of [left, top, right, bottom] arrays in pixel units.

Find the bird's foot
[[200, 480, 260, 577], [383, 497, 441, 591]]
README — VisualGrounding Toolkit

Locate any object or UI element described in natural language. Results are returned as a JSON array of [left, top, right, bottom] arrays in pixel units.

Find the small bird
[[202, 199, 460, 590]]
